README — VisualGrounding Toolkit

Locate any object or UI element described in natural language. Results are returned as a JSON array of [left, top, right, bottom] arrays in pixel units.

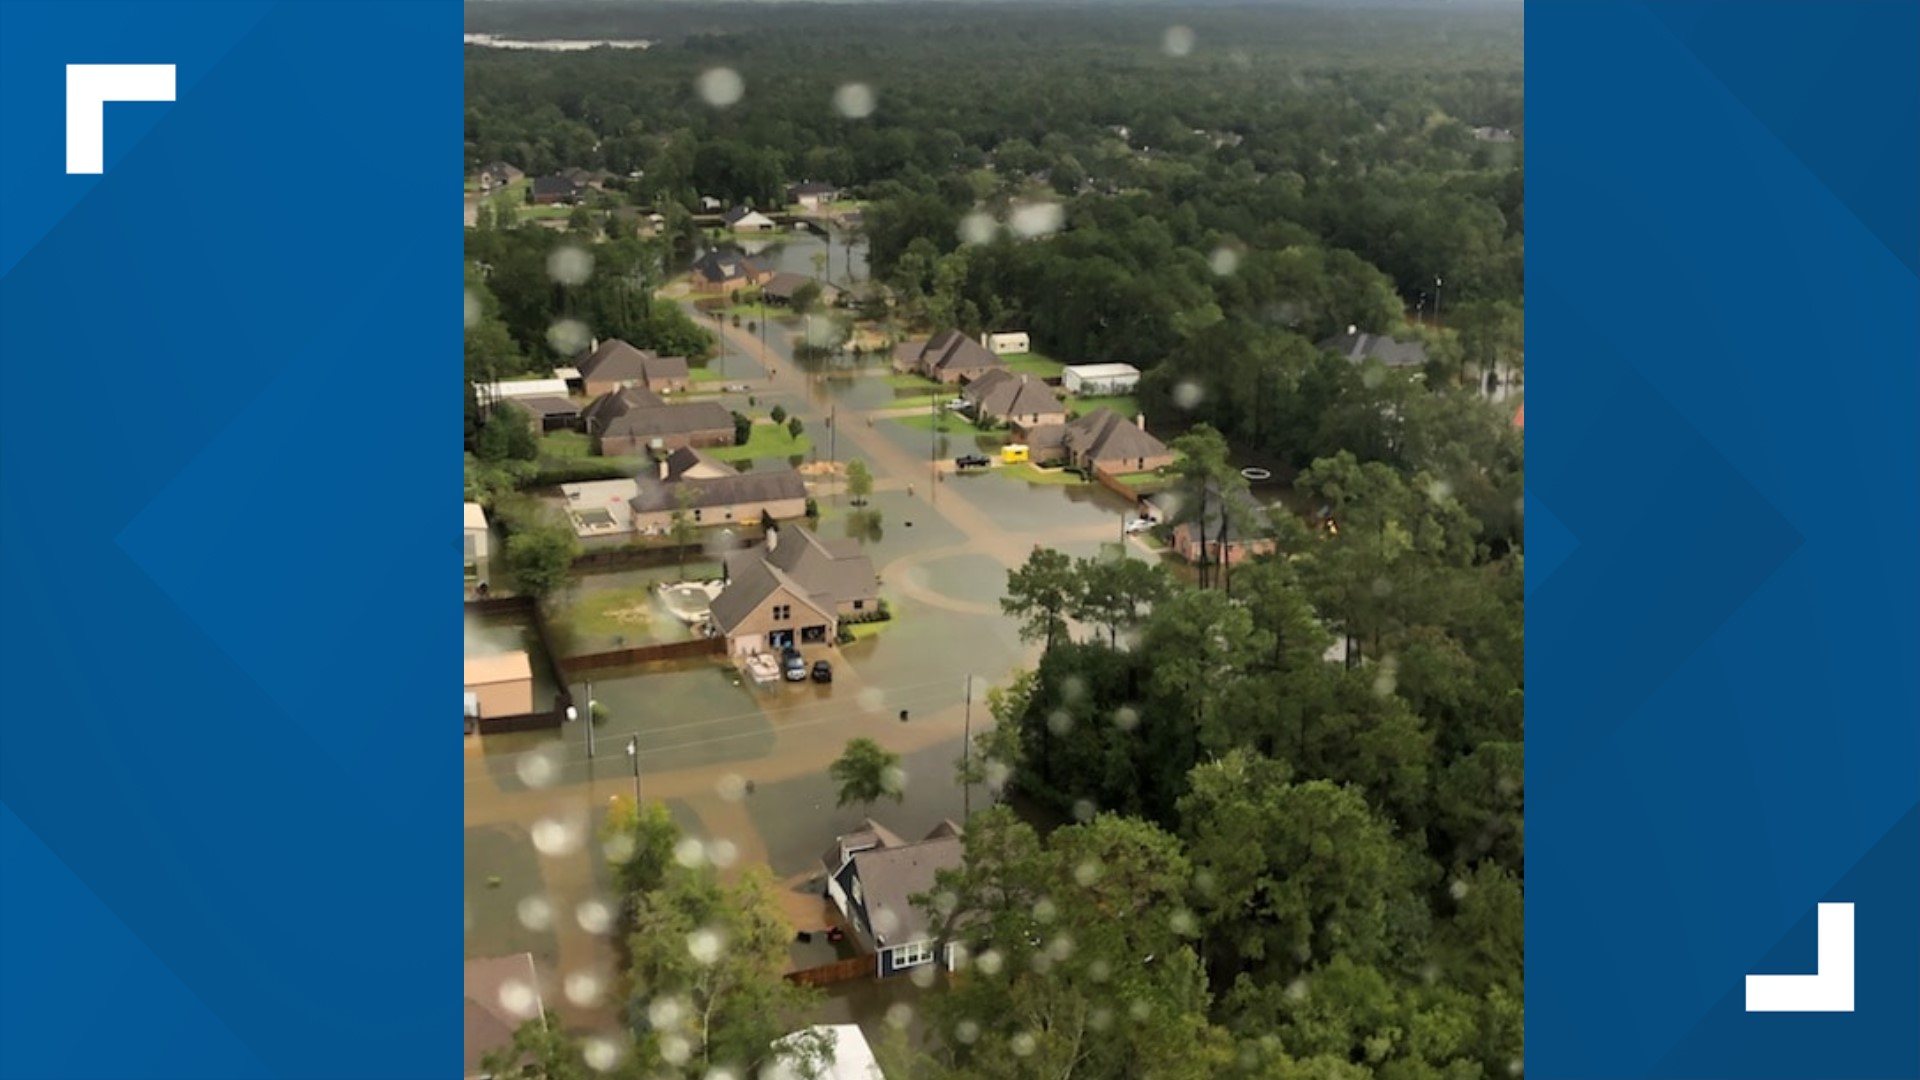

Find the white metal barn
[[980, 331, 1030, 355], [1062, 362, 1142, 395]]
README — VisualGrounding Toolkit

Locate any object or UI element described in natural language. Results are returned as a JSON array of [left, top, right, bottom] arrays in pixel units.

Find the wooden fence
[[561, 637, 727, 673], [571, 543, 709, 575], [785, 954, 873, 988]]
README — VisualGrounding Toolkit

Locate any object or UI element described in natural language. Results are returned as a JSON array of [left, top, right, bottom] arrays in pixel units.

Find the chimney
[[658, 455, 668, 481], [1136, 412, 1146, 430]]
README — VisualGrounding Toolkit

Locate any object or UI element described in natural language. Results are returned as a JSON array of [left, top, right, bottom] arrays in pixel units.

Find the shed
[[981, 331, 1030, 355], [464, 651, 534, 718], [1062, 363, 1141, 395]]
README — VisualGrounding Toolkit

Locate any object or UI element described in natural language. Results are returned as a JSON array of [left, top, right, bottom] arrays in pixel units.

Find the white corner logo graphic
[[66, 64, 176, 174], [1745, 902, 1855, 1013]]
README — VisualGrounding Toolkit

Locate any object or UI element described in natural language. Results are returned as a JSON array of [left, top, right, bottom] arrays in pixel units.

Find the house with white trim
[[821, 819, 965, 977]]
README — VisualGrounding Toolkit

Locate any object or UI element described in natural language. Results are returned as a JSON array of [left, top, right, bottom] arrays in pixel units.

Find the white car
[[1125, 516, 1156, 534], [944, 398, 971, 411]]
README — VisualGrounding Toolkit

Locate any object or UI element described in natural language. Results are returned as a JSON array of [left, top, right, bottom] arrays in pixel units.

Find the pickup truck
[[954, 453, 992, 470]]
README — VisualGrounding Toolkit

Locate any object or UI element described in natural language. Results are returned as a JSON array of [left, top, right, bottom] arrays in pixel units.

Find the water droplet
[[1169, 908, 1197, 936], [909, 963, 937, 989], [1071, 799, 1095, 823], [649, 995, 688, 1031], [954, 1020, 980, 1045], [674, 837, 708, 868], [709, 839, 739, 869], [498, 979, 539, 1019], [577, 899, 614, 935], [1073, 859, 1104, 887], [1172, 381, 1204, 410], [1034, 897, 1058, 923], [464, 289, 480, 330], [1089, 1005, 1113, 1031], [882, 765, 908, 795], [516, 895, 553, 931], [688, 927, 725, 965], [1209, 246, 1241, 276], [1162, 25, 1196, 57], [1449, 879, 1471, 900], [1011, 1032, 1037, 1057], [1008, 202, 1064, 239], [565, 972, 604, 1007], [546, 318, 591, 357], [958, 211, 998, 246], [1088, 958, 1113, 983], [1285, 977, 1310, 1002], [583, 1035, 622, 1072], [832, 82, 876, 119], [547, 245, 594, 286], [1129, 999, 1152, 1021], [659, 1033, 693, 1066], [603, 831, 635, 865], [976, 949, 1004, 976], [1047, 710, 1074, 736], [696, 68, 744, 108], [1112, 706, 1140, 732], [885, 1003, 914, 1029], [515, 748, 560, 789], [532, 817, 581, 856]]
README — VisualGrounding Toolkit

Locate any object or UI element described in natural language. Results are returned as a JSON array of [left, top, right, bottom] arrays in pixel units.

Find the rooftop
[[464, 651, 532, 687]]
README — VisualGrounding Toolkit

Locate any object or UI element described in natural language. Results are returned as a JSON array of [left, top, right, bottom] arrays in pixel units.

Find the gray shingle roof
[[1066, 408, 1168, 462], [692, 249, 768, 284], [965, 369, 1062, 421], [579, 340, 689, 385], [708, 554, 836, 634], [898, 329, 1004, 377], [710, 526, 875, 634], [1316, 329, 1429, 369], [841, 823, 965, 946], [517, 395, 582, 419], [631, 466, 807, 516]]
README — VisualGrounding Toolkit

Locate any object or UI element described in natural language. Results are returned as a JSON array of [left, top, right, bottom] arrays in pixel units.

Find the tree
[[1001, 546, 1077, 650], [731, 410, 752, 446], [830, 737, 903, 810], [504, 519, 578, 601], [475, 401, 539, 463], [602, 795, 681, 903], [788, 416, 805, 439], [1070, 552, 1171, 647], [770, 404, 788, 424], [845, 458, 874, 505], [668, 486, 699, 578], [792, 280, 824, 314]]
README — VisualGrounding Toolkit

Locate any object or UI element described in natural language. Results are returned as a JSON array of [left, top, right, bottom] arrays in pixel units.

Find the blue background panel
[[1530, 2, 1919, 1078], [0, 3, 457, 1078]]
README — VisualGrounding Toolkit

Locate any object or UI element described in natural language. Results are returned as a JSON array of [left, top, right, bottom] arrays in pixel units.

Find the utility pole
[[626, 735, 641, 804], [962, 676, 975, 819], [584, 680, 595, 759], [929, 391, 938, 505]]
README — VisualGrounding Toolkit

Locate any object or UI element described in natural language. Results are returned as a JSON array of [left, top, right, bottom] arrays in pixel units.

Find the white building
[[980, 331, 1030, 355], [476, 377, 571, 408], [762, 1025, 886, 1080], [464, 502, 491, 580], [1062, 362, 1141, 395]]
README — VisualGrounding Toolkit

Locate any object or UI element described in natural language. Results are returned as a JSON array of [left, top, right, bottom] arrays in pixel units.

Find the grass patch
[[558, 585, 674, 643], [1000, 352, 1065, 378], [705, 422, 813, 462], [1069, 395, 1141, 419], [521, 204, 573, 221], [689, 367, 730, 384], [886, 373, 943, 391], [999, 462, 1088, 486], [1110, 470, 1170, 490], [540, 431, 594, 459], [846, 617, 892, 641]]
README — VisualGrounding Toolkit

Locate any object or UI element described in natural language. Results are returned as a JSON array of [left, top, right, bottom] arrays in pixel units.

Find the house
[[763, 1026, 886, 1080], [1472, 126, 1517, 143], [1317, 326, 1430, 370], [631, 452, 809, 534], [893, 329, 1006, 385], [787, 181, 841, 210], [530, 175, 583, 206], [581, 387, 734, 454], [980, 331, 1030, 355], [963, 369, 1066, 429], [760, 272, 837, 308], [476, 161, 523, 192], [465, 502, 491, 580], [724, 206, 778, 232], [562, 166, 617, 191], [1056, 408, 1172, 476], [464, 651, 534, 719], [710, 525, 877, 655], [1145, 488, 1279, 568], [465, 953, 545, 1080], [1061, 362, 1141, 396], [577, 339, 692, 396], [821, 819, 966, 977], [691, 248, 774, 293], [698, 195, 724, 212], [515, 395, 582, 433]]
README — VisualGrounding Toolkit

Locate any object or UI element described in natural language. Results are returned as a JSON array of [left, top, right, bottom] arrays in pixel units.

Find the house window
[[852, 600, 864, 611], [850, 880, 863, 906], [693, 509, 704, 523], [773, 605, 791, 621], [892, 941, 934, 969]]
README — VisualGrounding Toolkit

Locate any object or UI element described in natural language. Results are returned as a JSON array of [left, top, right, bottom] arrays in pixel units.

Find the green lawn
[[705, 422, 812, 462], [688, 367, 729, 384], [541, 431, 594, 459], [846, 616, 893, 641], [887, 394, 949, 412], [1110, 470, 1171, 490], [1070, 395, 1141, 419], [1000, 352, 1065, 378], [999, 462, 1088, 486], [886, 373, 943, 392], [521, 204, 573, 221]]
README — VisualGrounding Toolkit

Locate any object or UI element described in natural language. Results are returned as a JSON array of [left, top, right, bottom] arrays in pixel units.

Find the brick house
[[580, 387, 733, 455], [709, 526, 877, 655], [893, 329, 1005, 385], [577, 339, 691, 396]]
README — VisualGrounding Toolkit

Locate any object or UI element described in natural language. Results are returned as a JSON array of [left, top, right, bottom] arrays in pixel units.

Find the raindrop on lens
[[696, 68, 744, 108], [832, 83, 876, 119], [517, 896, 553, 931], [1163, 25, 1196, 57]]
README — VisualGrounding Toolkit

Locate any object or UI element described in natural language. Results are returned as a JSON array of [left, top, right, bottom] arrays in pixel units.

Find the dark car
[[955, 453, 991, 470], [811, 659, 833, 683], [782, 650, 808, 681]]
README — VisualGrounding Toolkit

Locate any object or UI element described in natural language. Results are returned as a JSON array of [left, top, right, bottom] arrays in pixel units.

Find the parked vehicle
[[1125, 516, 1154, 534], [955, 453, 991, 470], [811, 659, 833, 683], [1000, 444, 1030, 464], [782, 650, 808, 681], [944, 398, 970, 411]]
